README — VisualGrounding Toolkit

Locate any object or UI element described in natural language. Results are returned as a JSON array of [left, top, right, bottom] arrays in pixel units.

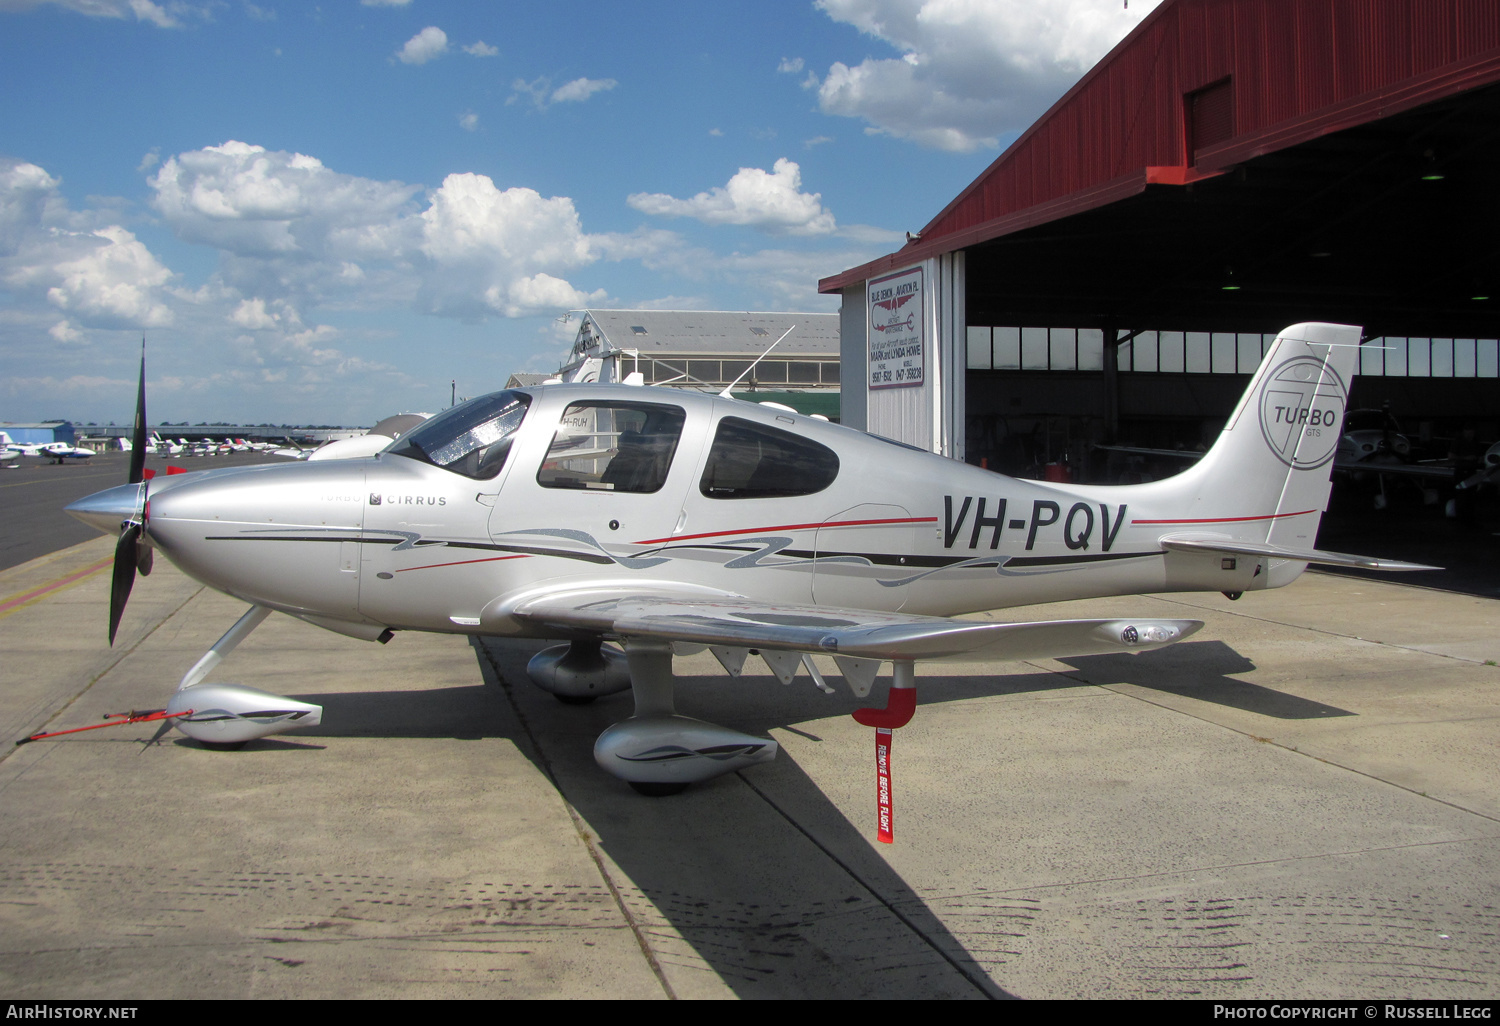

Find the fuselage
[[116, 383, 1304, 640]]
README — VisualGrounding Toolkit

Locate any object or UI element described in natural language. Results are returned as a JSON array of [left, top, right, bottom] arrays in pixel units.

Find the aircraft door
[[490, 398, 698, 567], [813, 503, 915, 612], [289, 464, 365, 619]]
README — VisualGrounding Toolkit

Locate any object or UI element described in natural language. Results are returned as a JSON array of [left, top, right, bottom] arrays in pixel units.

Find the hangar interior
[[821, 0, 1500, 490]]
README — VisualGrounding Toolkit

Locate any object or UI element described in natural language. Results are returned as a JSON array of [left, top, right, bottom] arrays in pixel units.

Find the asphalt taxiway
[[0, 485, 1496, 998]]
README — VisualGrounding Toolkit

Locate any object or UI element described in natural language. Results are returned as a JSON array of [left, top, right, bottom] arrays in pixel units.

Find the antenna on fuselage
[[719, 324, 796, 399]]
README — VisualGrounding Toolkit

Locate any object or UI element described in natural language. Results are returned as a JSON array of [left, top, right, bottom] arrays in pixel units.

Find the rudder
[[1149, 322, 1361, 550]]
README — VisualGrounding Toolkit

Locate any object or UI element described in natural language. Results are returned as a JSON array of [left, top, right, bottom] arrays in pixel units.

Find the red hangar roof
[[820, 0, 1500, 337]]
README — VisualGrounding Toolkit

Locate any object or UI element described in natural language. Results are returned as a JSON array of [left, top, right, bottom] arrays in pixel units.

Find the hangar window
[[538, 401, 685, 494], [699, 417, 838, 499], [386, 390, 531, 480], [1354, 337, 1498, 378], [967, 327, 1102, 371]]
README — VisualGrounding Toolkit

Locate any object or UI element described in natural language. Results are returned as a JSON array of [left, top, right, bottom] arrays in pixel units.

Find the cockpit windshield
[[385, 390, 531, 480]]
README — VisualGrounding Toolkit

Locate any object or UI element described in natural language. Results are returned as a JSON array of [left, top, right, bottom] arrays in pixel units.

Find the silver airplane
[[65, 324, 1430, 810]]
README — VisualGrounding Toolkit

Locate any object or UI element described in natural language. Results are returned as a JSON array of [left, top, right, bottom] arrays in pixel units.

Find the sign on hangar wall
[[867, 266, 924, 391]]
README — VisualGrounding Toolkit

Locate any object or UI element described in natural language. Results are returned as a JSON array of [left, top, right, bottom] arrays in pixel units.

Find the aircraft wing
[[510, 593, 1201, 664], [1158, 536, 1438, 571]]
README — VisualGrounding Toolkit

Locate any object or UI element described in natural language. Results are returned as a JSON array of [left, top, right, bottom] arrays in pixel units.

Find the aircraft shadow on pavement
[[1054, 640, 1356, 720], [469, 636, 1015, 999], [281, 684, 518, 740], [234, 650, 1005, 996], [228, 633, 1346, 996]]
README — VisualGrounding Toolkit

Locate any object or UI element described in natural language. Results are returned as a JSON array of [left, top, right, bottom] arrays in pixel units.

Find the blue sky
[[0, 0, 1156, 425]]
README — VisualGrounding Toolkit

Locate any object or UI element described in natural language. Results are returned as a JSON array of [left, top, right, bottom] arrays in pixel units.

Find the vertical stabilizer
[[1141, 322, 1360, 553]]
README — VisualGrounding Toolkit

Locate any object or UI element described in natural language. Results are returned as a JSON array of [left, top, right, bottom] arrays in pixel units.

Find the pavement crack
[[735, 771, 1009, 1000], [472, 639, 678, 1000]]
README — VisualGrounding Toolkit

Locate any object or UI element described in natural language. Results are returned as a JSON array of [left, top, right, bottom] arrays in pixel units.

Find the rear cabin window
[[699, 416, 839, 499], [537, 401, 686, 494]]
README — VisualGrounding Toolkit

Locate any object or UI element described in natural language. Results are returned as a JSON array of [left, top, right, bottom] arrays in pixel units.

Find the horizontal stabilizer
[[1159, 536, 1439, 571], [1335, 459, 1454, 480], [511, 593, 1202, 664]]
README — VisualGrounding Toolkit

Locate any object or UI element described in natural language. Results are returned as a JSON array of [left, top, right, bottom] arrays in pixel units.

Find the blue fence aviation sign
[[1258, 356, 1347, 469], [867, 266, 924, 390]]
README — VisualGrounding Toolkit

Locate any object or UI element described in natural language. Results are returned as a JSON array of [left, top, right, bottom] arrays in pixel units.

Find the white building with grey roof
[[546, 310, 841, 419]]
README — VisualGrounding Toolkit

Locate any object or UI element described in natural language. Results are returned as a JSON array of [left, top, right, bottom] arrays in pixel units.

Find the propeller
[[108, 341, 151, 645]]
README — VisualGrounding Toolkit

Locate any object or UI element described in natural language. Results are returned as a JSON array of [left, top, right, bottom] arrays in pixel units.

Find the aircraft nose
[[65, 483, 145, 535]]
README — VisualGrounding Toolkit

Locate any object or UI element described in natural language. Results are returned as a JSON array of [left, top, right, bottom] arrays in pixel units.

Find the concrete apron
[[0, 540, 1496, 999]]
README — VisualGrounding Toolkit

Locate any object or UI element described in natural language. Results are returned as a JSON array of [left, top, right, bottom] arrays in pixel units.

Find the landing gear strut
[[593, 638, 778, 795], [164, 605, 324, 747]]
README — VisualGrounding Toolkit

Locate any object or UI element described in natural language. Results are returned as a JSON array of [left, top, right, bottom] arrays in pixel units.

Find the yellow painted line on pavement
[[0, 557, 114, 621]]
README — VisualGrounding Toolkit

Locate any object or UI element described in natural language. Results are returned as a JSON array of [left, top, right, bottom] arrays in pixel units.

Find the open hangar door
[[960, 79, 1500, 490]]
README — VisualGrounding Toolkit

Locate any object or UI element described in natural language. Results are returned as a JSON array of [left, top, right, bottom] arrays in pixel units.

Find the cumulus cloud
[[812, 0, 1160, 151], [128, 0, 177, 28], [0, 160, 62, 254], [627, 159, 836, 236], [0, 158, 175, 330], [463, 40, 498, 57], [418, 172, 604, 317], [49, 319, 82, 342], [458, 111, 478, 131], [0, 0, 191, 26], [361, 0, 410, 6], [510, 75, 617, 109], [147, 140, 422, 265], [777, 57, 805, 74], [229, 296, 283, 330], [550, 77, 617, 103], [45, 225, 174, 326], [397, 26, 448, 65], [144, 142, 611, 323]]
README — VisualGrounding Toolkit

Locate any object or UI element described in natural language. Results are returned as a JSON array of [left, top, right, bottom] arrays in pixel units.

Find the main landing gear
[[527, 638, 778, 795]]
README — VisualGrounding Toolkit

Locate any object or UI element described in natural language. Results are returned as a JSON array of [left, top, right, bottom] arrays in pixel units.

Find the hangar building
[[544, 309, 842, 419], [0, 422, 77, 445], [820, 0, 1500, 480]]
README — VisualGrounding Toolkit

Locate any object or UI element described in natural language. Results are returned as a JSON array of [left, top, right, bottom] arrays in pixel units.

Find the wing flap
[[511, 593, 1202, 664], [1159, 535, 1438, 571]]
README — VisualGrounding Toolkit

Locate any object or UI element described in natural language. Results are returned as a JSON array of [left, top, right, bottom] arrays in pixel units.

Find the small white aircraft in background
[[152, 434, 184, 457], [6, 440, 94, 463], [62, 324, 1431, 840], [268, 438, 311, 460]]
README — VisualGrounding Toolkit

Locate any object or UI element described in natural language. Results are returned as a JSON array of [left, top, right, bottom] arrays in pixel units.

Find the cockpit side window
[[537, 401, 686, 494], [699, 416, 839, 499], [385, 391, 531, 480]]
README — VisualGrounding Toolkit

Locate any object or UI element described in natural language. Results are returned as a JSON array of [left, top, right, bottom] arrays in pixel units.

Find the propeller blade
[[128, 341, 147, 485], [109, 522, 141, 646]]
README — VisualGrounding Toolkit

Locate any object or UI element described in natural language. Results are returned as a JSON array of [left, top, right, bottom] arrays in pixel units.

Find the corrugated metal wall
[[920, 0, 1500, 245]]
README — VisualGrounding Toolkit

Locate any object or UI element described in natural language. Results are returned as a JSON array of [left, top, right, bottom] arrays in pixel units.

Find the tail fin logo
[[1258, 357, 1347, 469]]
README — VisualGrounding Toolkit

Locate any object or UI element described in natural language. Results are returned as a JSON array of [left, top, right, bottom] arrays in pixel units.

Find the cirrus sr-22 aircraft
[[63, 323, 1431, 832]]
